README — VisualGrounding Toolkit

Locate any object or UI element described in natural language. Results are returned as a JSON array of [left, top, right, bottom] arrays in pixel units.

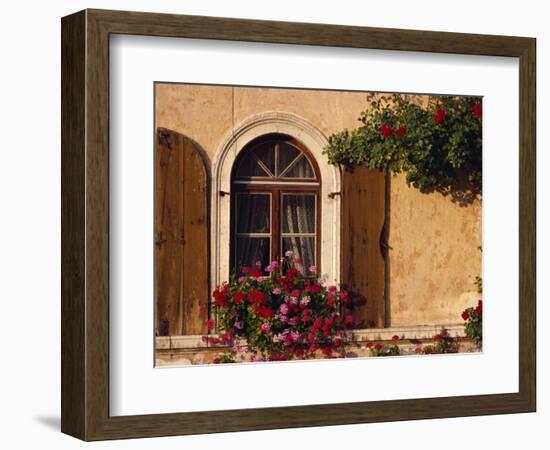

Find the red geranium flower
[[248, 289, 265, 305], [306, 284, 321, 294], [461, 310, 470, 321], [233, 291, 246, 304], [339, 291, 349, 303], [433, 334, 442, 342], [396, 126, 407, 138], [415, 347, 422, 354], [220, 329, 233, 343], [472, 103, 482, 118], [392, 335, 400, 341], [212, 357, 221, 364], [256, 306, 273, 319], [206, 319, 215, 331], [380, 124, 393, 138], [250, 268, 262, 278], [366, 342, 373, 348], [374, 343, 383, 351], [213, 288, 228, 307], [286, 268, 299, 281], [434, 108, 446, 124], [312, 317, 323, 331]]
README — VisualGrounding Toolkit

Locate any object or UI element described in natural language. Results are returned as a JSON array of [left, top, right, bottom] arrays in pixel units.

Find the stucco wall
[[155, 83, 482, 327]]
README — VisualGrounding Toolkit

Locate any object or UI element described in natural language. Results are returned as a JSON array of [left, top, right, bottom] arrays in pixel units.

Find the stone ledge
[[156, 324, 465, 350]]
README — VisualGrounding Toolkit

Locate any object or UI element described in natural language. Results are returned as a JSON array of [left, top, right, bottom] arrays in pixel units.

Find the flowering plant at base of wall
[[203, 253, 354, 364], [461, 299, 483, 346], [366, 335, 401, 357], [414, 328, 460, 355], [323, 94, 482, 196]]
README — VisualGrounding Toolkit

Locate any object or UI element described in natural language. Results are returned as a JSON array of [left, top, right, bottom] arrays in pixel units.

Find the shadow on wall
[[418, 173, 482, 208]]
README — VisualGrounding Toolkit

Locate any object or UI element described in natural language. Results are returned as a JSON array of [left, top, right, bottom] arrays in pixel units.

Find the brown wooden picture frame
[[61, 9, 536, 441]]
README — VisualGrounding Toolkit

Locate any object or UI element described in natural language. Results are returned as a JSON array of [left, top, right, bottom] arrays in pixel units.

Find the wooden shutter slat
[[341, 166, 386, 328], [155, 128, 208, 336]]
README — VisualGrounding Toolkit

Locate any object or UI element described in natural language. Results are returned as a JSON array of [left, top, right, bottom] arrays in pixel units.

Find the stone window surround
[[210, 111, 341, 290]]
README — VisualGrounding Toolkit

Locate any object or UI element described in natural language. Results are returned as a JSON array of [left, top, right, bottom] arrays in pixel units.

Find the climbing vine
[[323, 94, 482, 196]]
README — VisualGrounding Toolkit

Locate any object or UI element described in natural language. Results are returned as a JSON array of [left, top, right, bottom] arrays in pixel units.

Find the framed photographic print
[[61, 9, 536, 440]]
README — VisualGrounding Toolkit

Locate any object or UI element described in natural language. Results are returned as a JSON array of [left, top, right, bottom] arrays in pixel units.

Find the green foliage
[[462, 300, 483, 345], [418, 328, 459, 355], [369, 344, 400, 357], [323, 94, 482, 197]]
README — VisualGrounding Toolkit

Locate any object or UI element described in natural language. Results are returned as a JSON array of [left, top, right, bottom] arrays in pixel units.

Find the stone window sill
[[156, 324, 465, 350]]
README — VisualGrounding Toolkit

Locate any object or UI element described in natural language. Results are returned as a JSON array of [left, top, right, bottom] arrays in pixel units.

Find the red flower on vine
[[475, 299, 482, 315], [380, 124, 393, 137], [461, 310, 470, 321], [396, 127, 407, 138], [434, 108, 446, 124], [472, 103, 482, 118]]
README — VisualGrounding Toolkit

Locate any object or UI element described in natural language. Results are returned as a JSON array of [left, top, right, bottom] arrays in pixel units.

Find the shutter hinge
[[158, 129, 172, 150], [328, 191, 341, 199]]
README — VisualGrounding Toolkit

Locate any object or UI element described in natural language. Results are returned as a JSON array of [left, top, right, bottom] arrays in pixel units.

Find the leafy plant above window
[[323, 94, 482, 200]]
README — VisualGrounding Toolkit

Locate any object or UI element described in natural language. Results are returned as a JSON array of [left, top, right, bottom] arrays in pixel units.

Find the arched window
[[230, 134, 320, 274]]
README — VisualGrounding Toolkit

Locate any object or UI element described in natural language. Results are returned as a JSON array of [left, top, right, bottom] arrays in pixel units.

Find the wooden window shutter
[[341, 166, 387, 328], [155, 128, 209, 336]]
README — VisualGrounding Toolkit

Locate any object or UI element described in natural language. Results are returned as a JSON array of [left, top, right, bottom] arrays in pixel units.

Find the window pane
[[278, 142, 300, 175], [282, 155, 315, 178], [282, 194, 316, 233], [236, 194, 270, 233], [235, 237, 270, 272], [254, 143, 276, 175], [282, 237, 315, 272], [235, 152, 269, 177]]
